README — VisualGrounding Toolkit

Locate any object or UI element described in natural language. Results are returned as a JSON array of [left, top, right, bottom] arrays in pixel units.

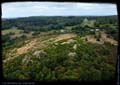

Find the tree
[[85, 38, 88, 41], [96, 31, 101, 41]]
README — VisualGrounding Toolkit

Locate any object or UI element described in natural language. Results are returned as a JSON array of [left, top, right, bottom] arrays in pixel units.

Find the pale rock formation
[[68, 52, 77, 57], [33, 50, 46, 59], [73, 44, 77, 50]]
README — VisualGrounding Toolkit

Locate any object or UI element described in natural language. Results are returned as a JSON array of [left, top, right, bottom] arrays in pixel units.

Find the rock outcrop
[[68, 52, 77, 57], [33, 50, 46, 59], [73, 44, 77, 50]]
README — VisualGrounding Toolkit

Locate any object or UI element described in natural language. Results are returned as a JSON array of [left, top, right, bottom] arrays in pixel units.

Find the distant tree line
[[2, 15, 118, 31], [2, 15, 118, 40]]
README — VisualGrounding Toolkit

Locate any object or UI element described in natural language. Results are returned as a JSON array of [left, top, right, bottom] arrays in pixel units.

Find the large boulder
[[73, 44, 77, 50], [67, 39, 76, 44], [33, 50, 46, 59], [68, 52, 77, 57], [54, 43, 58, 46], [22, 55, 32, 65], [61, 39, 76, 45]]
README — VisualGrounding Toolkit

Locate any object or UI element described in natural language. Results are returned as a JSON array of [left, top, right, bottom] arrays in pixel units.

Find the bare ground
[[82, 32, 118, 45], [3, 32, 117, 63], [53, 33, 77, 42], [3, 33, 77, 63]]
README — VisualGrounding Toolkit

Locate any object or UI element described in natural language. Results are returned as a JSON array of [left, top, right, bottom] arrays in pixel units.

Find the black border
[[0, 0, 120, 85]]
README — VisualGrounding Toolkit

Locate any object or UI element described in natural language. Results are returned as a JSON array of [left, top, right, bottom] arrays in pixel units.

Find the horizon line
[[2, 14, 118, 19]]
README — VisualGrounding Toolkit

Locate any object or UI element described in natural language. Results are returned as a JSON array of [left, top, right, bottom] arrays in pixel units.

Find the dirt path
[[16, 39, 37, 55], [16, 33, 76, 55], [41, 33, 77, 43], [3, 39, 47, 63], [53, 33, 77, 42], [3, 33, 77, 63], [3, 32, 117, 63]]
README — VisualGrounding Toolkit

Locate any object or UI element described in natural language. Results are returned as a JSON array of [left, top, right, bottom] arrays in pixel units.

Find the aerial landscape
[[2, 2, 118, 81]]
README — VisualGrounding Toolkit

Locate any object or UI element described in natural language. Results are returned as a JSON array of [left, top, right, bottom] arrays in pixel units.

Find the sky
[[2, 2, 118, 18]]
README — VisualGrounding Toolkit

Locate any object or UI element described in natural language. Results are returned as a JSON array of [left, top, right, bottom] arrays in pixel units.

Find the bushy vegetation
[[2, 16, 118, 38], [2, 33, 27, 50], [2, 16, 118, 81], [3, 37, 117, 81]]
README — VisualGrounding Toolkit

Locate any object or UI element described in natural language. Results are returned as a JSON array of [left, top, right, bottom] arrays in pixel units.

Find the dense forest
[[2, 16, 118, 32], [2, 15, 118, 81]]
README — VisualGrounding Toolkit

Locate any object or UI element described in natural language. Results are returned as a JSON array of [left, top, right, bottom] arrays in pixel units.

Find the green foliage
[[2, 16, 117, 81], [3, 38, 117, 81], [2, 33, 28, 50]]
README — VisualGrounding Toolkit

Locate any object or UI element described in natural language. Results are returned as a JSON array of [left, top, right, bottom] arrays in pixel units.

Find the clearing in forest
[[82, 32, 118, 45]]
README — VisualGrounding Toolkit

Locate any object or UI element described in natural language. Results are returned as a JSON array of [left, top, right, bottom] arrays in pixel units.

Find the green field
[[2, 28, 23, 35]]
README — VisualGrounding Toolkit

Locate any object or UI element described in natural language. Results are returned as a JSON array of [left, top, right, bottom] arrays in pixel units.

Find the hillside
[[2, 16, 118, 81]]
